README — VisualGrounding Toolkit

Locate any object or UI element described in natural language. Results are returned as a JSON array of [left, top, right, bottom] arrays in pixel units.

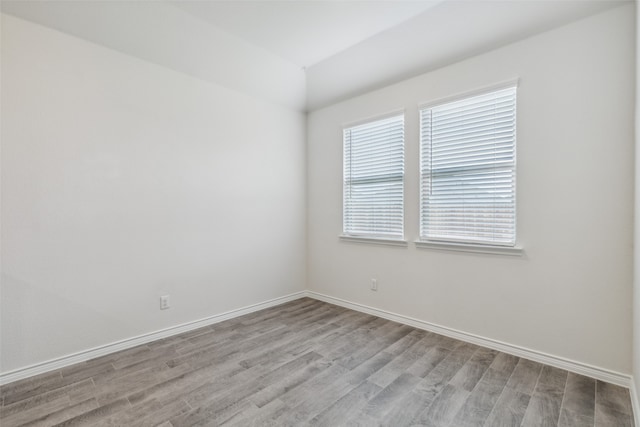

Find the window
[[343, 114, 404, 240], [420, 85, 517, 247]]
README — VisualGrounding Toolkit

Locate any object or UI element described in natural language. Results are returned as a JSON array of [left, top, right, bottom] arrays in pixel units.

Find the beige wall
[[307, 5, 635, 374], [0, 15, 306, 373]]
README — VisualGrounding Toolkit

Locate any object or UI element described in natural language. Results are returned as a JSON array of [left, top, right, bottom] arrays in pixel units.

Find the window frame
[[416, 80, 522, 255], [341, 111, 407, 245]]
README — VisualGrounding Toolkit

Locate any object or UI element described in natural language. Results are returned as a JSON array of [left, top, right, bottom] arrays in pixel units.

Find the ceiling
[[1, 0, 631, 111], [305, 0, 629, 109], [170, 1, 442, 68]]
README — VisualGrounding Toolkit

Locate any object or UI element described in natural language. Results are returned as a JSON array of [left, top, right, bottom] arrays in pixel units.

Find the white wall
[[308, 5, 635, 374], [0, 14, 306, 373]]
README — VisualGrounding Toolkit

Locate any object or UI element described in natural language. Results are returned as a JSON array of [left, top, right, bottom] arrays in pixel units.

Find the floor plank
[[483, 387, 531, 427], [520, 366, 568, 427], [450, 352, 520, 427], [595, 380, 634, 427], [558, 372, 595, 427]]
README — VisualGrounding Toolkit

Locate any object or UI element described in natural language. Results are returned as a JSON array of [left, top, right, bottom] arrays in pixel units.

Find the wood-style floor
[[0, 298, 634, 426]]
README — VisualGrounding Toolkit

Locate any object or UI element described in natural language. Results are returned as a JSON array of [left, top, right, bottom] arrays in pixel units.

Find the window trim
[[414, 240, 523, 256], [418, 78, 520, 110], [340, 235, 408, 247], [418, 79, 519, 249]]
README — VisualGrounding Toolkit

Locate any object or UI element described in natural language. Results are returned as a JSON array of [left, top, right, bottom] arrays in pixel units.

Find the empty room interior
[[1, 0, 639, 426]]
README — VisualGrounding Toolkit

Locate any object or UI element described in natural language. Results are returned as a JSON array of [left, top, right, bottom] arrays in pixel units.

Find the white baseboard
[[306, 291, 632, 388], [631, 379, 640, 427], [0, 291, 307, 386]]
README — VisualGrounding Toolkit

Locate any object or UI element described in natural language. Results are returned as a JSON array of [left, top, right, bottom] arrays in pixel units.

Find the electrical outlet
[[371, 279, 378, 291], [160, 295, 170, 310]]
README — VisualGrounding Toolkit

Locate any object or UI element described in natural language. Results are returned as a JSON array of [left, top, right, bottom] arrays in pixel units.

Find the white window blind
[[420, 86, 517, 246], [343, 114, 404, 239]]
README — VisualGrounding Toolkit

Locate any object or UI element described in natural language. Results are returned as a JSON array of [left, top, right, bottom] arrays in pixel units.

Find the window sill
[[339, 235, 408, 247], [414, 240, 523, 256]]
